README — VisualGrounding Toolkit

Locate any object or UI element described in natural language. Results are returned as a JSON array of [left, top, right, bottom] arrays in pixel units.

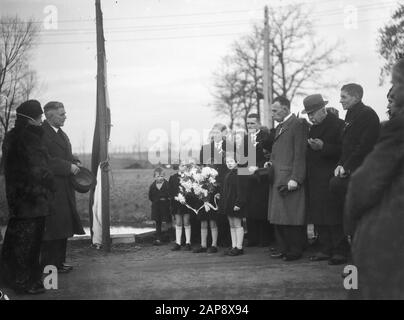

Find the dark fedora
[[302, 94, 328, 114], [71, 167, 96, 193]]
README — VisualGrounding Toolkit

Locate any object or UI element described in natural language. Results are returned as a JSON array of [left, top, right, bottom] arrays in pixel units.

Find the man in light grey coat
[[267, 96, 309, 261]]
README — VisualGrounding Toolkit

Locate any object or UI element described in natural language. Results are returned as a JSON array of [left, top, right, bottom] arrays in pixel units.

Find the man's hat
[[70, 167, 96, 193], [302, 94, 328, 114]]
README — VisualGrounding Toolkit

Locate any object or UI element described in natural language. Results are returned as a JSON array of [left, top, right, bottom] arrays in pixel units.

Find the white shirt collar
[[50, 124, 59, 133], [281, 113, 293, 124], [214, 140, 223, 148]]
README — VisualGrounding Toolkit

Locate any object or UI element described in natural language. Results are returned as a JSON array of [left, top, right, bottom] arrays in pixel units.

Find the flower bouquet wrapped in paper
[[174, 164, 220, 214]]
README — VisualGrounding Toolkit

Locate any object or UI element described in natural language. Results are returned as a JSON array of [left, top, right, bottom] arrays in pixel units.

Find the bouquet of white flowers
[[175, 164, 220, 214]]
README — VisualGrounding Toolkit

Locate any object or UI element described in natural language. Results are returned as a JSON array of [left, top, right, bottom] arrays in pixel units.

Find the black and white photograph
[[0, 0, 403, 303]]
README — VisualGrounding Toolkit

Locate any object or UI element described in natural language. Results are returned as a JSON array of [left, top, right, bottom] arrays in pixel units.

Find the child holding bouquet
[[168, 161, 193, 251], [192, 164, 221, 254], [221, 152, 248, 256]]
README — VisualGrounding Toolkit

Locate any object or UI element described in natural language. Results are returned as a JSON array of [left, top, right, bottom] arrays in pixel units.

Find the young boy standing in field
[[148, 167, 171, 245], [221, 153, 248, 256]]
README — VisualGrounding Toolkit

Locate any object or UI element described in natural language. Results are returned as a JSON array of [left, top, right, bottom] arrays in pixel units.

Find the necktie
[[276, 123, 283, 136]]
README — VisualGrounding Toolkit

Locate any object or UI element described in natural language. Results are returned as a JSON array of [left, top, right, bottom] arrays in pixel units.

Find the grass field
[[0, 168, 175, 226]]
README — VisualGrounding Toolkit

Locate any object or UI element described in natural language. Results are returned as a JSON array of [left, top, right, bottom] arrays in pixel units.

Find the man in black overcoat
[[244, 114, 275, 247], [40, 101, 85, 273], [329, 83, 380, 265], [302, 94, 345, 263]]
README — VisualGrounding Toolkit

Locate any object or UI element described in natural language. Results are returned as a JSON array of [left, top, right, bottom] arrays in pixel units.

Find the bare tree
[[211, 3, 347, 128], [0, 16, 39, 141], [378, 3, 404, 84]]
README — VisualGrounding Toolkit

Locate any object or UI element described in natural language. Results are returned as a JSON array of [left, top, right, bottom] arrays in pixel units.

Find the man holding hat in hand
[[40, 101, 84, 273], [302, 94, 346, 263]]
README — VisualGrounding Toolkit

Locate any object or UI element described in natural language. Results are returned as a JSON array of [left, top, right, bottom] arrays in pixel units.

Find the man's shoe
[[282, 254, 302, 261], [207, 246, 218, 253], [270, 252, 284, 259], [193, 246, 207, 253], [328, 254, 348, 265], [57, 265, 72, 274], [171, 243, 181, 251], [153, 239, 162, 246], [61, 263, 73, 271], [183, 244, 192, 251], [237, 248, 244, 255]]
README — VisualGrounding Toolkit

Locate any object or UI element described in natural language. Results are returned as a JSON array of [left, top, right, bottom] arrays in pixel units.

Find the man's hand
[[233, 206, 240, 211], [287, 180, 298, 191], [70, 164, 80, 175], [334, 165, 346, 177], [308, 138, 324, 150], [264, 161, 272, 168]]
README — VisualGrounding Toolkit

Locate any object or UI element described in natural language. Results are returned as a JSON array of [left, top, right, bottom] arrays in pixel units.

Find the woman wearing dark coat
[[0, 100, 55, 295], [345, 84, 404, 299]]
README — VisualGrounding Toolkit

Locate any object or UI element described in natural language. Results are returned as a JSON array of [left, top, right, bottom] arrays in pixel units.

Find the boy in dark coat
[[148, 167, 171, 245], [221, 153, 249, 256]]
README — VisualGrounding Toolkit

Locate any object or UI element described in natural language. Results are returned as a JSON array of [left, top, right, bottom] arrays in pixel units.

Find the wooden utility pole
[[263, 6, 273, 129], [95, 0, 111, 251]]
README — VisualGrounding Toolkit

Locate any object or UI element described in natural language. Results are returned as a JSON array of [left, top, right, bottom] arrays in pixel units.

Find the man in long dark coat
[[302, 94, 345, 263], [345, 84, 404, 299], [40, 101, 84, 273], [244, 114, 275, 247], [329, 83, 380, 265], [268, 96, 309, 261]]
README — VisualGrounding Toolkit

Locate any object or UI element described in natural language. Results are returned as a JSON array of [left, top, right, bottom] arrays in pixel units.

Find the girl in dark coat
[[0, 100, 55, 295], [148, 167, 171, 245], [221, 153, 248, 256], [168, 161, 193, 251]]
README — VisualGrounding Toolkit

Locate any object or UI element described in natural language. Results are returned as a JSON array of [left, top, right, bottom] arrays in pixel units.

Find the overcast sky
[[0, 0, 400, 153]]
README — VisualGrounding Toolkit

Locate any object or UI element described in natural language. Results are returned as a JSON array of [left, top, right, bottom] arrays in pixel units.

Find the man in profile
[[41, 101, 85, 273], [330, 83, 380, 265]]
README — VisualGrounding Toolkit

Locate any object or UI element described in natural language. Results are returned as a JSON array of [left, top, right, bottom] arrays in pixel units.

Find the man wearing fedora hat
[[40, 101, 85, 273], [302, 94, 346, 264]]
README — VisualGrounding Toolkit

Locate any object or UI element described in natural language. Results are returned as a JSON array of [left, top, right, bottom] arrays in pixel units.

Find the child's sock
[[201, 228, 208, 248], [175, 226, 182, 245], [236, 226, 244, 249], [184, 225, 191, 244], [211, 226, 218, 247], [230, 227, 237, 248]]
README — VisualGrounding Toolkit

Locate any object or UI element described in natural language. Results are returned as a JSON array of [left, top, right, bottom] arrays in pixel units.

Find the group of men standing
[[0, 100, 83, 295], [237, 83, 380, 263]]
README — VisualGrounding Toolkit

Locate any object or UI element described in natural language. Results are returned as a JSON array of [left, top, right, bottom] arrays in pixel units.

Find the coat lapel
[[274, 114, 296, 141], [42, 121, 68, 150]]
